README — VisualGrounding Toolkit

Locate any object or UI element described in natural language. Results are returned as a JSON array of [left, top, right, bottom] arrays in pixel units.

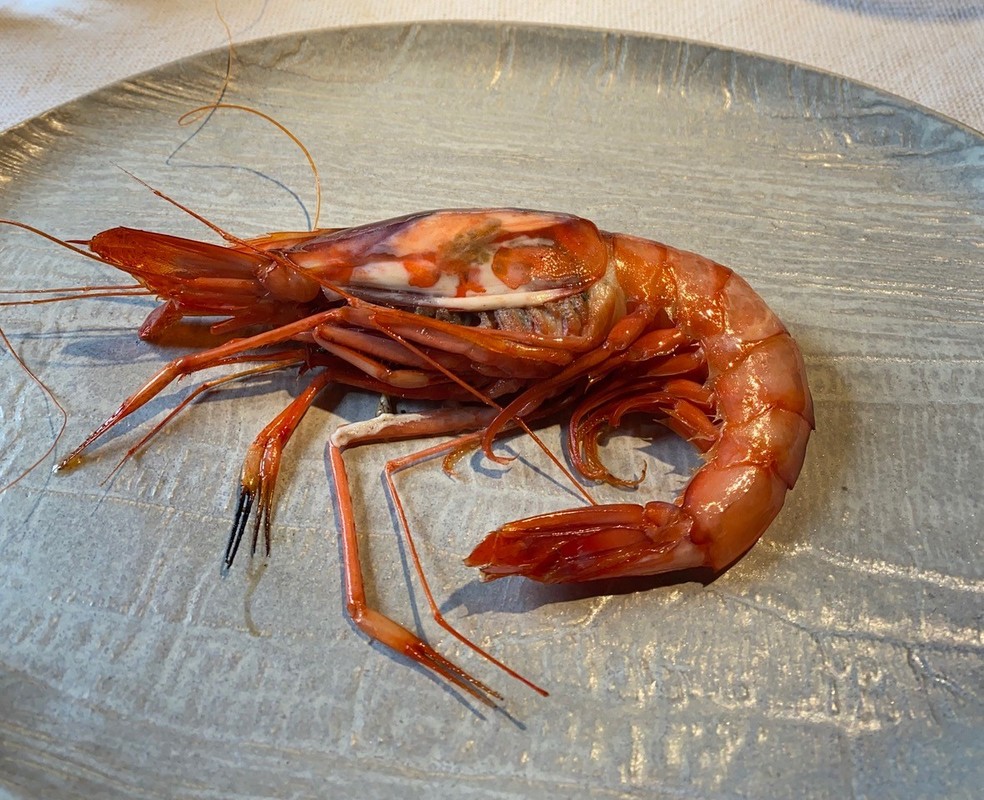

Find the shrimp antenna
[[165, 1, 236, 162], [114, 169, 334, 314], [177, 103, 323, 232], [0, 219, 128, 268], [0, 218, 158, 491], [169, 4, 322, 232], [118, 168, 278, 252], [0, 324, 68, 493], [0, 281, 151, 309]]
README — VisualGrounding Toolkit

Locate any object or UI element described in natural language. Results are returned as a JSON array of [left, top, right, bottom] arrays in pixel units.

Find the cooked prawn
[[1, 207, 813, 705]]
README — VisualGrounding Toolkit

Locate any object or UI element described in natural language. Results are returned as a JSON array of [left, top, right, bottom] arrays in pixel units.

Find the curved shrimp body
[[80, 209, 812, 585], [465, 234, 814, 582]]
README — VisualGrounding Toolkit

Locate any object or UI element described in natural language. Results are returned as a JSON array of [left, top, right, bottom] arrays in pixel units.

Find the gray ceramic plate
[[1, 22, 981, 800]]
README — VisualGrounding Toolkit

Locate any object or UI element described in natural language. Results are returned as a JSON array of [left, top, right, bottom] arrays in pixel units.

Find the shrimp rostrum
[[9, 208, 813, 703]]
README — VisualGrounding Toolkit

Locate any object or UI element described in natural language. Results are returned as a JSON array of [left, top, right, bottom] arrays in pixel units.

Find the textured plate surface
[[1, 22, 982, 800]]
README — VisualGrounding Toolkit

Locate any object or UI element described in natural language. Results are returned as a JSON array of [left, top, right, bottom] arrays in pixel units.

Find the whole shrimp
[[2, 207, 813, 705]]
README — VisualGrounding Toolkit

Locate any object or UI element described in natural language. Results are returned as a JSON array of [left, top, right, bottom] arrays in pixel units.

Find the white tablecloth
[[2, 0, 983, 134]]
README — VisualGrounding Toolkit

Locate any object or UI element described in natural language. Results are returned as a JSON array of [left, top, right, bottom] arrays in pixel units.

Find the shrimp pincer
[[3, 207, 813, 704]]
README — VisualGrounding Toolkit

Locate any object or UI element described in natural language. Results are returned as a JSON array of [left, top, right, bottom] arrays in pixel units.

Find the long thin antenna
[[0, 324, 68, 493], [177, 103, 323, 231]]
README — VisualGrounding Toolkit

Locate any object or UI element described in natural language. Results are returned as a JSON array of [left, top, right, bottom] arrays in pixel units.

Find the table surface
[[2, 0, 983, 135]]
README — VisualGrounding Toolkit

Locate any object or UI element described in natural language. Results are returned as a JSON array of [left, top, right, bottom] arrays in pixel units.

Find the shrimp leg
[[56, 310, 338, 470], [328, 408, 519, 706], [225, 368, 333, 570], [331, 408, 548, 696]]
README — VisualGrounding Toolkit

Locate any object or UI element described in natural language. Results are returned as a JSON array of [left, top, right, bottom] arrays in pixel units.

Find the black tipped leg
[[223, 488, 254, 572], [223, 484, 274, 573], [220, 371, 329, 573]]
